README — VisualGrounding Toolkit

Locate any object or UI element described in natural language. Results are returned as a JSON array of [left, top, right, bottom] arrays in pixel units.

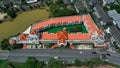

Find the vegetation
[[0, 60, 12, 68], [0, 9, 49, 41], [7, 8, 17, 18], [48, 43, 55, 48], [73, 57, 120, 68], [110, 4, 120, 13], [45, 59, 64, 68], [113, 42, 120, 54], [47, 0, 78, 17], [21, 0, 27, 5], [0, 20, 3, 24], [1, 57, 119, 68], [24, 57, 44, 68], [104, 3, 120, 13], [0, 38, 23, 50]]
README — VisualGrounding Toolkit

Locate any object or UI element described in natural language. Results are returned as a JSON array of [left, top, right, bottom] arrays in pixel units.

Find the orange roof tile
[[30, 29, 36, 34], [57, 31, 68, 40], [19, 34, 28, 40], [41, 32, 57, 40], [83, 15, 97, 33], [36, 15, 98, 41], [97, 30, 103, 35], [32, 16, 82, 30]]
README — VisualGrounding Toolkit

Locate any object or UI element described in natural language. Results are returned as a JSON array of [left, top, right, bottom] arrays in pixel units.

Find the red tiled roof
[[57, 31, 68, 40], [83, 15, 97, 33], [19, 34, 28, 40], [97, 30, 103, 35], [41, 32, 57, 40], [32, 16, 82, 30], [68, 32, 90, 40], [38, 15, 102, 41], [30, 29, 36, 34]]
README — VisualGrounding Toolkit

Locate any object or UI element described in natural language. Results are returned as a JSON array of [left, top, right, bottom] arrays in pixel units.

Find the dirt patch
[[0, 13, 7, 20]]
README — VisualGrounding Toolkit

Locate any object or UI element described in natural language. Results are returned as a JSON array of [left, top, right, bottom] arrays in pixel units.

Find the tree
[[0, 20, 3, 24], [45, 59, 64, 68], [24, 57, 38, 68], [0, 61, 13, 68], [24, 57, 44, 68], [0, 39, 10, 50], [7, 8, 17, 18], [74, 59, 82, 67], [21, 0, 27, 5], [11, 44, 23, 49]]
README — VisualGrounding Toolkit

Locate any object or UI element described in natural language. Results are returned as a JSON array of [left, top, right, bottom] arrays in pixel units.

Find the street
[[6, 49, 120, 65]]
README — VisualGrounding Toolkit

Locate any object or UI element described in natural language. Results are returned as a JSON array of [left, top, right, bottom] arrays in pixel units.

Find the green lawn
[[45, 24, 88, 34], [0, 9, 49, 41], [0, 60, 24, 68], [10, 62, 24, 68], [0, 60, 12, 68]]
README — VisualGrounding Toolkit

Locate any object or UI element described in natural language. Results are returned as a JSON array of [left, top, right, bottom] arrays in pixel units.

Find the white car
[[54, 56, 59, 59]]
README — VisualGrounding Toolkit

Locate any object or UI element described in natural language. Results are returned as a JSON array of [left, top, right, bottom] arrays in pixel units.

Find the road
[[6, 49, 120, 65], [1, 49, 120, 65], [8, 49, 99, 63], [0, 50, 9, 60]]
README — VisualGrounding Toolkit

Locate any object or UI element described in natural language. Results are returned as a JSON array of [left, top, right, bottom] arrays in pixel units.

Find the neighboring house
[[107, 10, 120, 28], [110, 25, 120, 46], [103, 0, 115, 6], [63, 0, 71, 5], [0, 1, 3, 6], [74, 1, 85, 14], [11, 0, 22, 5], [107, 10, 118, 17], [26, 0, 37, 4], [87, 0, 99, 6], [118, 0, 120, 3], [94, 4, 112, 24], [3, 0, 11, 5]]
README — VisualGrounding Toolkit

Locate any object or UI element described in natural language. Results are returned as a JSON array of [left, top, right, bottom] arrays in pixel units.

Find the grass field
[[45, 24, 88, 34], [10, 62, 24, 68], [0, 9, 49, 41], [0, 60, 12, 68]]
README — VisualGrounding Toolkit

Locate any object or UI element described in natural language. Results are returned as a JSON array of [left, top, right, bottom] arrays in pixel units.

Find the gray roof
[[104, 0, 115, 4], [118, 0, 120, 2], [110, 25, 120, 45], [63, 0, 70, 4], [112, 14, 120, 21], [74, 1, 84, 13], [0, 1, 3, 6], [11, 0, 21, 4], [94, 4, 112, 23], [87, 0, 99, 5], [107, 10, 118, 17], [115, 20, 120, 28], [3, 0, 11, 4]]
